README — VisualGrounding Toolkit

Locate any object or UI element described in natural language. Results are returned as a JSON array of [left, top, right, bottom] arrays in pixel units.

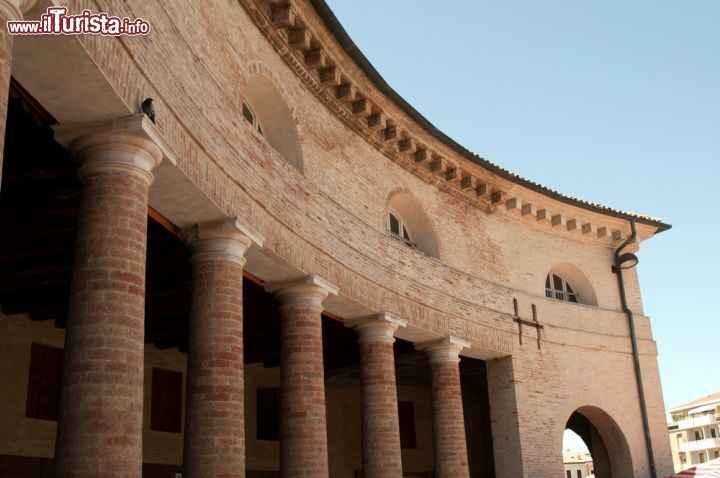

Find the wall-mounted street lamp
[[612, 252, 639, 272]]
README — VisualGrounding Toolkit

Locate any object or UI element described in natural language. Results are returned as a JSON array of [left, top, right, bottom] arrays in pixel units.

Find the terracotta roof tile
[[669, 391, 720, 412]]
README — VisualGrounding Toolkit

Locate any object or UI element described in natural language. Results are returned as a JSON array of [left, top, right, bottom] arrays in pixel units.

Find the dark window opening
[[257, 387, 279, 441], [242, 101, 263, 135], [26, 343, 63, 421], [398, 400, 417, 449], [150, 368, 183, 433], [387, 212, 414, 248], [243, 102, 254, 124]]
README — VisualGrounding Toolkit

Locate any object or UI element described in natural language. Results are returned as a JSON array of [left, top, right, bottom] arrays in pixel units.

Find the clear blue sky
[[325, 0, 719, 438]]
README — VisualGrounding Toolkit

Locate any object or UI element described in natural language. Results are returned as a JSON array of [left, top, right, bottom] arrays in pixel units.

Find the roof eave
[[309, 0, 671, 234]]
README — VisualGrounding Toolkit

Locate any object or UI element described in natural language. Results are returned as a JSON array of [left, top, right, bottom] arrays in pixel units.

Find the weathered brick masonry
[[182, 220, 257, 478], [53, 130, 162, 477], [351, 314, 406, 478], [0, 0, 676, 477]]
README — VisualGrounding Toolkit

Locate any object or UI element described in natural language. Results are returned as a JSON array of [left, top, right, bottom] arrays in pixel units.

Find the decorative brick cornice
[[237, 0, 656, 245]]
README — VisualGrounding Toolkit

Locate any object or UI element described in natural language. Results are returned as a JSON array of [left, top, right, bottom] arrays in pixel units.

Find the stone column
[[265, 274, 338, 478], [347, 313, 407, 478], [0, 0, 36, 188], [420, 336, 472, 478], [181, 219, 263, 478], [52, 123, 162, 477]]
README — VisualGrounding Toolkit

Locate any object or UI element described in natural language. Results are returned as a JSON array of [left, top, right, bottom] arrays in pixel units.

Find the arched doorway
[[563, 406, 634, 478]]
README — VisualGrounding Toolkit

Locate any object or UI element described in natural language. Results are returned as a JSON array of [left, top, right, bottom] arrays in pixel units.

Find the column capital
[[53, 114, 164, 184], [346, 312, 407, 344], [181, 217, 264, 266], [417, 335, 472, 364], [0, 0, 36, 21], [265, 273, 338, 309]]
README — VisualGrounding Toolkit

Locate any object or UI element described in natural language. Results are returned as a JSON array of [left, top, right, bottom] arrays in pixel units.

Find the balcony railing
[[680, 437, 720, 452], [386, 230, 416, 249], [674, 414, 718, 430]]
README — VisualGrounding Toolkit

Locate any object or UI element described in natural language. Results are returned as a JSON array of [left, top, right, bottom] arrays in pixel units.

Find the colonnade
[[47, 119, 474, 478]]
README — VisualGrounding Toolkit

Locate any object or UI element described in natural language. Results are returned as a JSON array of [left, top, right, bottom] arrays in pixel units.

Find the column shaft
[[360, 339, 403, 477], [55, 133, 160, 477], [184, 258, 245, 476], [351, 314, 406, 478], [267, 275, 337, 478], [430, 361, 470, 478], [421, 337, 471, 478], [182, 219, 259, 478], [279, 302, 327, 477], [0, 30, 11, 187], [0, 0, 27, 188]]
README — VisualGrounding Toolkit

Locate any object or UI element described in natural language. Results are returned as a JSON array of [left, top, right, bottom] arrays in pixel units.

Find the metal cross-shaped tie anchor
[[512, 298, 544, 349]]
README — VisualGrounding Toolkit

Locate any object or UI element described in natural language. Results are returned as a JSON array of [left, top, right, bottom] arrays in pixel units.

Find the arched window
[[385, 191, 440, 258], [242, 75, 303, 173], [543, 263, 598, 306], [546, 273, 578, 303], [387, 212, 413, 247]]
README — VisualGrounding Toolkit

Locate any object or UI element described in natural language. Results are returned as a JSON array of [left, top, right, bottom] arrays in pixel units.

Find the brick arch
[[384, 187, 443, 259], [239, 60, 304, 173], [242, 60, 298, 120], [559, 405, 634, 478], [384, 186, 413, 206]]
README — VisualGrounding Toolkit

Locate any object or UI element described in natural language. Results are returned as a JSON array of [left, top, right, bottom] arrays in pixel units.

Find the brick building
[[563, 451, 594, 478], [0, 0, 674, 477]]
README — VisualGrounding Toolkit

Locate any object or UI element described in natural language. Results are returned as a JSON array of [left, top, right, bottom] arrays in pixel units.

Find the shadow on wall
[[243, 74, 303, 173], [387, 191, 440, 259]]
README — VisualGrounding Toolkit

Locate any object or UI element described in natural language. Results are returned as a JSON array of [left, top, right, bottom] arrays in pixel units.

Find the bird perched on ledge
[[141, 98, 155, 124]]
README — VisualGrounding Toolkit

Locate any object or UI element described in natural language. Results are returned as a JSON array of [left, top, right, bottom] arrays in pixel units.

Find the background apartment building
[[668, 391, 720, 471], [563, 451, 594, 478]]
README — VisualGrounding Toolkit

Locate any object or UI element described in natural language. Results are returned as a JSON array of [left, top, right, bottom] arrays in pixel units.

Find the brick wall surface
[[10, 0, 674, 475]]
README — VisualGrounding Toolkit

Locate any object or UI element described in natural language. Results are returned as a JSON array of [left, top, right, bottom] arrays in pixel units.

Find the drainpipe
[[614, 220, 657, 478]]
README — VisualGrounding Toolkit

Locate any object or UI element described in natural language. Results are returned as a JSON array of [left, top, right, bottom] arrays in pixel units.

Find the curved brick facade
[[0, 1, 674, 477]]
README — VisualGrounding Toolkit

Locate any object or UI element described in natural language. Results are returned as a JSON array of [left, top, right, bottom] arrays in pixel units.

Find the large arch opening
[[242, 74, 303, 173], [386, 191, 440, 258], [563, 407, 634, 478]]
